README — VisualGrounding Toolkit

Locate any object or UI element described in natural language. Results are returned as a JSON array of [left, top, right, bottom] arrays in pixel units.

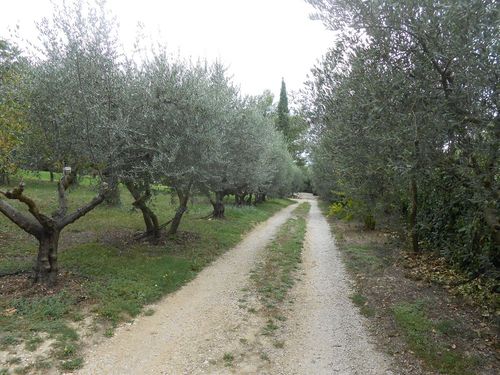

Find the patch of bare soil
[[0, 231, 13, 245], [97, 229, 137, 248], [59, 230, 97, 250], [0, 271, 88, 300], [95, 227, 202, 252], [330, 218, 499, 375], [138, 230, 202, 247]]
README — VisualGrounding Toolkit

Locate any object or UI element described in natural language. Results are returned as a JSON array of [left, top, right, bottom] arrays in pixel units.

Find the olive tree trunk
[[0, 172, 11, 185], [34, 230, 60, 284], [210, 191, 225, 219], [0, 176, 108, 285], [255, 193, 266, 204], [409, 111, 420, 253], [167, 183, 192, 236], [124, 180, 160, 238]]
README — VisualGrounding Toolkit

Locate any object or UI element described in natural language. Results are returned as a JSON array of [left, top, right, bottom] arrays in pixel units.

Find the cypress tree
[[275, 78, 290, 137]]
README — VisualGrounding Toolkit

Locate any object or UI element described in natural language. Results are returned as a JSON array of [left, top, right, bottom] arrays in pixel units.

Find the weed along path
[[77, 203, 298, 375], [269, 196, 392, 374]]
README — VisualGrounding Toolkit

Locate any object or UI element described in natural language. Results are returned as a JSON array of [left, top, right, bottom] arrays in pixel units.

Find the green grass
[[0, 292, 80, 367], [262, 319, 279, 336], [222, 352, 234, 366], [24, 334, 44, 352], [259, 352, 270, 361], [319, 199, 387, 276], [392, 301, 479, 375], [13, 366, 32, 375], [7, 357, 21, 365], [34, 358, 52, 370], [59, 357, 84, 371], [250, 202, 310, 335], [0, 335, 20, 348], [20, 170, 95, 187], [0, 174, 293, 369], [350, 293, 375, 317], [343, 244, 385, 274], [435, 319, 460, 336]]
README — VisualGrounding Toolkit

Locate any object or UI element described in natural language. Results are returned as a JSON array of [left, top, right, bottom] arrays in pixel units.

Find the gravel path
[[270, 196, 392, 374], [77, 203, 298, 375], [78, 197, 391, 374]]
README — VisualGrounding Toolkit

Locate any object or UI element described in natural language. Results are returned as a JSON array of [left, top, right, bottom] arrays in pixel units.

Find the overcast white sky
[[0, 0, 334, 98]]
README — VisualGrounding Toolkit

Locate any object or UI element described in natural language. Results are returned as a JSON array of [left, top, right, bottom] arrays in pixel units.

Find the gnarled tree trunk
[[34, 230, 60, 284], [409, 114, 420, 253], [409, 176, 419, 253], [104, 183, 121, 206], [0, 176, 108, 285], [124, 180, 160, 238], [255, 193, 266, 204], [103, 173, 121, 206], [167, 184, 192, 236], [210, 191, 225, 219], [235, 192, 246, 207]]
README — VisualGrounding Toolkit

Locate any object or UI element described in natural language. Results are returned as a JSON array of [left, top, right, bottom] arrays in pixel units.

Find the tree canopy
[[0, 39, 27, 183], [305, 0, 499, 276]]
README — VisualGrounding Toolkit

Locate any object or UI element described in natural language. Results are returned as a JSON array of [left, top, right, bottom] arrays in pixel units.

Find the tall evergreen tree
[[275, 78, 309, 166], [275, 78, 290, 136]]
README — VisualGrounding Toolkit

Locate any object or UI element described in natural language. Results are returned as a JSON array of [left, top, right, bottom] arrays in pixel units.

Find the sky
[[0, 0, 335, 99]]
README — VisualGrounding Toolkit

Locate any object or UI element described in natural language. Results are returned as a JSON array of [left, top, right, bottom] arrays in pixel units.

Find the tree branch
[[1, 182, 54, 229], [0, 197, 43, 237], [54, 174, 73, 219], [58, 184, 108, 229]]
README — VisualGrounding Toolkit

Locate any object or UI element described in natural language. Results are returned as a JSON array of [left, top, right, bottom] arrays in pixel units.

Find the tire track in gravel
[[208, 196, 393, 375], [77, 203, 298, 375], [269, 196, 392, 374]]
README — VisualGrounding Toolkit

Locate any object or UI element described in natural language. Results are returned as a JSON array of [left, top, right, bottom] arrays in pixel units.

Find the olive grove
[[0, 0, 121, 283], [0, 0, 304, 284]]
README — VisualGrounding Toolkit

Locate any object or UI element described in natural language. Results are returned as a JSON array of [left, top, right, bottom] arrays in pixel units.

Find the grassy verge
[[318, 201, 495, 375], [392, 301, 478, 375], [0, 176, 293, 372], [250, 202, 310, 338]]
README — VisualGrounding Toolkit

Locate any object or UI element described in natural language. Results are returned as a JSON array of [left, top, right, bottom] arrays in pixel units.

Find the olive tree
[[122, 50, 229, 235], [0, 0, 122, 284], [24, 0, 123, 185], [0, 175, 109, 284]]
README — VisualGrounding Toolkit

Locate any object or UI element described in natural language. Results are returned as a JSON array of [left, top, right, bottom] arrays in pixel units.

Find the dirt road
[[270, 196, 391, 374], [78, 197, 391, 374], [78, 203, 298, 374]]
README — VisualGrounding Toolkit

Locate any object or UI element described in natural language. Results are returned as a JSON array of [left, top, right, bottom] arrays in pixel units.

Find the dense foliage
[[0, 40, 27, 184], [305, 0, 499, 277]]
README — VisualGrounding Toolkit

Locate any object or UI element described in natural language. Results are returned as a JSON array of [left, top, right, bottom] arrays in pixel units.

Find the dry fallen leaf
[[2, 307, 17, 316]]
